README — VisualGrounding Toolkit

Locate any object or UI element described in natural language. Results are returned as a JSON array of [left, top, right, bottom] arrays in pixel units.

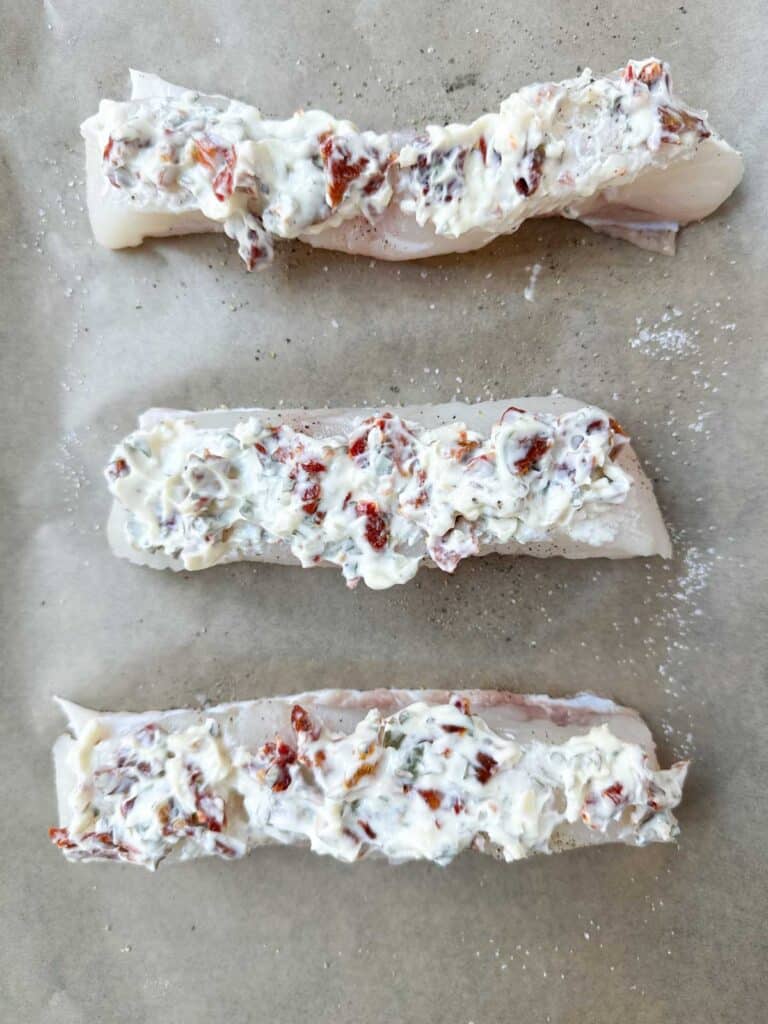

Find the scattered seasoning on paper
[[653, 543, 716, 758], [629, 309, 697, 358]]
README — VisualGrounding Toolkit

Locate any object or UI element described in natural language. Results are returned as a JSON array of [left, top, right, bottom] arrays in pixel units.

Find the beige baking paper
[[0, 2, 765, 1021]]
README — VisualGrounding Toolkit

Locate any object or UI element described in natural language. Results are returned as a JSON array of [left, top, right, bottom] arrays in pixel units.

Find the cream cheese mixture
[[106, 406, 632, 588]]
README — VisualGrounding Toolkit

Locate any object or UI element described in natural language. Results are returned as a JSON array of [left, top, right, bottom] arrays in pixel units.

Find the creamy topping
[[51, 697, 686, 869], [106, 406, 631, 589], [84, 59, 711, 267]]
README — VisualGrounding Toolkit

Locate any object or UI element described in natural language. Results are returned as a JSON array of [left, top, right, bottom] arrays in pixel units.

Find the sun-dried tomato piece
[[451, 429, 481, 462], [418, 788, 443, 811], [195, 792, 225, 832], [320, 135, 370, 208], [514, 435, 551, 474], [452, 695, 472, 716], [301, 460, 326, 474], [442, 724, 467, 735], [49, 826, 77, 850], [301, 482, 322, 516], [638, 61, 664, 86], [515, 145, 545, 197], [355, 501, 389, 551], [107, 457, 130, 480], [259, 739, 298, 792], [103, 136, 114, 161], [212, 151, 236, 201], [291, 703, 319, 740], [192, 137, 237, 200], [658, 104, 709, 141], [245, 242, 265, 270], [475, 751, 498, 784], [603, 782, 625, 806], [358, 819, 377, 840], [78, 830, 138, 860], [478, 136, 488, 164], [348, 434, 367, 458]]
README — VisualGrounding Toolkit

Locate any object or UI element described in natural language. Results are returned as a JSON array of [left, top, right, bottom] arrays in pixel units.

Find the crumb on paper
[[523, 262, 542, 302]]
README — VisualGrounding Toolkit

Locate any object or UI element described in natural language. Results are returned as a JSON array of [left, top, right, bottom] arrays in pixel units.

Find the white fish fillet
[[81, 59, 743, 267], [106, 397, 671, 585], [50, 689, 688, 869]]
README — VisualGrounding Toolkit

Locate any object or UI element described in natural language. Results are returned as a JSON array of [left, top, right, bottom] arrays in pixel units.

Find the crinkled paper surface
[[0, 3, 765, 1022]]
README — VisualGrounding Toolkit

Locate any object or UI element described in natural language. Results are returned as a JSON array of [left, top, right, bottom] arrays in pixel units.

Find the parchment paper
[[1, 3, 766, 1021]]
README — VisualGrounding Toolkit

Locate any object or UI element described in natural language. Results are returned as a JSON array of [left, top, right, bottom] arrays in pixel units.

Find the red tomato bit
[[301, 482, 322, 516], [358, 819, 377, 840], [348, 434, 368, 458], [603, 782, 625, 806], [638, 61, 664, 86], [356, 501, 389, 551], [49, 826, 77, 850], [291, 703, 319, 739], [260, 739, 298, 792], [451, 695, 472, 716], [320, 135, 370, 208], [195, 791, 225, 832], [514, 436, 551, 474], [515, 145, 545, 197], [474, 751, 498, 785], [418, 788, 443, 811], [107, 457, 130, 480], [193, 137, 237, 200]]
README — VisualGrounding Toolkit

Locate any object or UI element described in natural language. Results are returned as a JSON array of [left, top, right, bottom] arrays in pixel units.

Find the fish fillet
[[50, 689, 688, 870], [81, 59, 742, 268], [105, 397, 671, 589]]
